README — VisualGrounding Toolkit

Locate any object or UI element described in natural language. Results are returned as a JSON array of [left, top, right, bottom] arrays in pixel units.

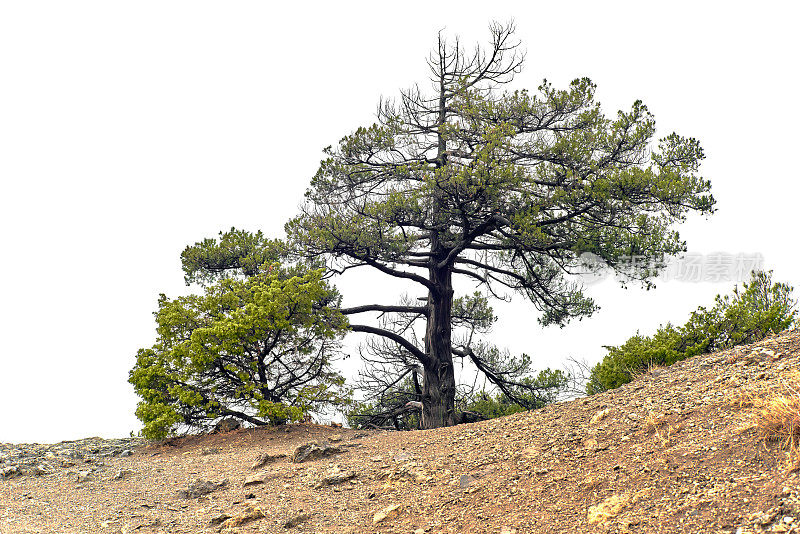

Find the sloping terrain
[[2, 330, 799, 534]]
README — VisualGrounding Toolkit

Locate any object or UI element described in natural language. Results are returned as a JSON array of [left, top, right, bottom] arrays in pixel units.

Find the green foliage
[[345, 375, 421, 431], [181, 227, 286, 286], [465, 368, 569, 419], [586, 271, 797, 394], [130, 231, 351, 440], [348, 367, 568, 430], [284, 24, 716, 427], [287, 69, 716, 328]]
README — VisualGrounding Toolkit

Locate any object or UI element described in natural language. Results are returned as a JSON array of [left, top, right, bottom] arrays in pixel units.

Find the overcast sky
[[1, 1, 798, 443]]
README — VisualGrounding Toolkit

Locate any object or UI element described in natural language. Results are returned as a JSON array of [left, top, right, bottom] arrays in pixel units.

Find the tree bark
[[419, 68, 459, 429], [421, 262, 457, 428]]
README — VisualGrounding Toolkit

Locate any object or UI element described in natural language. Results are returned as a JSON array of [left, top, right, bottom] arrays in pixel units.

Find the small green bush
[[465, 369, 569, 419], [586, 270, 797, 394]]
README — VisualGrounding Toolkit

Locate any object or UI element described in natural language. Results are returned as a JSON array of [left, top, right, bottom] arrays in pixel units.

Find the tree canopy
[[287, 23, 715, 428], [129, 230, 350, 439]]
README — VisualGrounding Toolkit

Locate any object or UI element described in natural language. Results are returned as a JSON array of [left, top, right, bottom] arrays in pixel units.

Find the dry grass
[[625, 361, 668, 385], [644, 412, 680, 447], [752, 372, 800, 465]]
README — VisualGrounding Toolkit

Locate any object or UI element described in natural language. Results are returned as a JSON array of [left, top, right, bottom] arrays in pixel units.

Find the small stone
[[250, 452, 285, 470], [119, 450, 133, 457], [178, 478, 228, 498], [283, 512, 311, 528], [316, 470, 357, 488], [223, 506, 265, 528], [373, 504, 402, 524], [784, 516, 795, 524], [2, 466, 20, 479], [459, 474, 477, 488], [291, 441, 343, 463], [590, 409, 611, 425], [29, 464, 48, 476], [199, 447, 220, 456], [76, 470, 93, 483], [500, 528, 517, 534], [113, 469, 133, 480], [244, 471, 269, 487], [328, 434, 342, 442], [213, 417, 241, 433], [209, 512, 230, 525], [588, 494, 629, 525]]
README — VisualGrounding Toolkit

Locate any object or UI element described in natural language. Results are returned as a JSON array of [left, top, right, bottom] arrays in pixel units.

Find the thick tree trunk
[[419, 71, 458, 429], [421, 263, 457, 428]]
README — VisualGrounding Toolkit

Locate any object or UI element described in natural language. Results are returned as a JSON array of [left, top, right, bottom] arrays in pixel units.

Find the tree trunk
[[421, 263, 456, 428], [420, 71, 457, 429]]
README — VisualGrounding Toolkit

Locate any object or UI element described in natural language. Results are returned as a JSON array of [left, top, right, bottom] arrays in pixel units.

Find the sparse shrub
[[754, 372, 800, 463], [464, 369, 569, 420], [644, 412, 681, 447], [587, 270, 797, 394], [347, 368, 568, 430]]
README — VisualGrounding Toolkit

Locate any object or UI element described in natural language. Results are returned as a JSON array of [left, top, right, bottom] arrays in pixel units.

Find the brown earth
[[2, 330, 800, 533]]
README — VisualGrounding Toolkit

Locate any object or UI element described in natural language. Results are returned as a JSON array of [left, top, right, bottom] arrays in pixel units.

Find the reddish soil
[[2, 330, 799, 533]]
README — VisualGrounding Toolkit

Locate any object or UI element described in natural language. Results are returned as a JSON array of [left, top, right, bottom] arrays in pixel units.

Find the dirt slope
[[2, 330, 799, 534]]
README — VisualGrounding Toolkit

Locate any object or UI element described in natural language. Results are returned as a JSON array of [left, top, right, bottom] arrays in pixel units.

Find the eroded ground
[[2, 330, 800, 534]]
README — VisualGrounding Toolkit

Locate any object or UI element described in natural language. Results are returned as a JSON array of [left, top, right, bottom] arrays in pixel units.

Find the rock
[[0, 437, 144, 480], [223, 506, 265, 528], [291, 441, 343, 463], [75, 470, 93, 483], [251, 452, 286, 470], [119, 449, 133, 457], [28, 464, 48, 476], [177, 478, 228, 498], [315, 469, 356, 488], [459, 474, 477, 488], [113, 469, 133, 480], [243, 471, 270, 487], [213, 417, 241, 433], [590, 408, 611, 425], [393, 451, 413, 462], [373, 504, 402, 524], [199, 447, 220, 456], [1, 465, 20, 479], [587, 494, 629, 525], [284, 512, 311, 528], [209, 512, 231, 526], [328, 434, 342, 442]]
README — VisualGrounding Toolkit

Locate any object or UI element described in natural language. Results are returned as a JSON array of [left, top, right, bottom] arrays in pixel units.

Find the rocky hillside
[[2, 329, 799, 534]]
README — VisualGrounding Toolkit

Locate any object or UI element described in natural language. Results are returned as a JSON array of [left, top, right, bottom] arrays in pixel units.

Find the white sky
[[1, 1, 798, 443]]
